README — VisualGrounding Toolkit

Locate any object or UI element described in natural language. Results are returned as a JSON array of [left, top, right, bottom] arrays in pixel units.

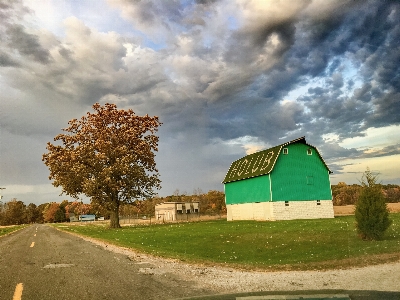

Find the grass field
[[54, 214, 400, 271], [0, 225, 27, 237]]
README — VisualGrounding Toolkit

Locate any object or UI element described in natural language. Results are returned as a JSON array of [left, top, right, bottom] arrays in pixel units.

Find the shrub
[[355, 168, 392, 240]]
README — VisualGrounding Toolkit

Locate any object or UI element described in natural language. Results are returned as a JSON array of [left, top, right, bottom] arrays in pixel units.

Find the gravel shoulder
[[65, 231, 400, 293]]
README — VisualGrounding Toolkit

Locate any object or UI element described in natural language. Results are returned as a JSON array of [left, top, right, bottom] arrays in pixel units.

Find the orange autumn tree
[[43, 202, 60, 223], [42, 103, 161, 228]]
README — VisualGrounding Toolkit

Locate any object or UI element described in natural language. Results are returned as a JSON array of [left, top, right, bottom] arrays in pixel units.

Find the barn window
[[283, 148, 288, 155], [317, 200, 321, 205], [307, 148, 312, 155], [285, 201, 289, 206], [307, 175, 314, 185]]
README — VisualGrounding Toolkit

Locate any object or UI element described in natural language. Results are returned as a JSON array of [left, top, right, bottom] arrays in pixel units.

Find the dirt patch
[[334, 203, 400, 216], [334, 205, 355, 216]]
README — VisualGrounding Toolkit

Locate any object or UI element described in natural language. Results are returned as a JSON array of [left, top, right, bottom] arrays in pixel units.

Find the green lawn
[[0, 225, 27, 237], [54, 214, 400, 270]]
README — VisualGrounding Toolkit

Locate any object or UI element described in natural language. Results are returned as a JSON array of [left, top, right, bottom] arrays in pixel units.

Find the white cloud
[[23, 0, 67, 36], [331, 154, 400, 185], [339, 125, 400, 150], [322, 133, 340, 143], [223, 136, 270, 155]]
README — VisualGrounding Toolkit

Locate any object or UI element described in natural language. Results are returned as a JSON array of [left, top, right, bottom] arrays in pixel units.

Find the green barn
[[222, 137, 334, 221]]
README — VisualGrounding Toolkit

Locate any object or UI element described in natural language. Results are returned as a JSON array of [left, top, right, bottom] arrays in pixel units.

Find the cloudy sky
[[1, 0, 399, 205]]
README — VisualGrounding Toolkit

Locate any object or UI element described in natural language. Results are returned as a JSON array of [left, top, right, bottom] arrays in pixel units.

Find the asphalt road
[[0, 225, 211, 300]]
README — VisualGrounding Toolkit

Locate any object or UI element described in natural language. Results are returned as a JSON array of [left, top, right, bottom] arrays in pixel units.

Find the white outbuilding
[[155, 202, 199, 221]]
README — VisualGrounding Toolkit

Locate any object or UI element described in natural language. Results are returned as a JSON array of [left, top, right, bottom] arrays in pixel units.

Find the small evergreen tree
[[355, 168, 391, 240]]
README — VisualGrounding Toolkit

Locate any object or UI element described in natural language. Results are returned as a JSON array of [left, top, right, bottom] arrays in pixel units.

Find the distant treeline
[[2, 184, 399, 225], [0, 190, 226, 226], [332, 182, 400, 205], [0, 199, 93, 226], [123, 189, 226, 217]]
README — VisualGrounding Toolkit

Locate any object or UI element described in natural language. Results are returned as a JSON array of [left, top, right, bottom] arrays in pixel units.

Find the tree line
[[126, 189, 226, 217], [332, 182, 400, 205], [0, 199, 94, 226], [2, 183, 398, 226], [0, 190, 226, 226]]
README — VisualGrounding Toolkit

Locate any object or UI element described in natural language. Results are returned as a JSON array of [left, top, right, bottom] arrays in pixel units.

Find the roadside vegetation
[[54, 213, 400, 271], [0, 224, 27, 237]]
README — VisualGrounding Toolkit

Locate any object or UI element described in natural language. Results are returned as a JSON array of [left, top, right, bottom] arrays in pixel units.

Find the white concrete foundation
[[226, 200, 334, 221]]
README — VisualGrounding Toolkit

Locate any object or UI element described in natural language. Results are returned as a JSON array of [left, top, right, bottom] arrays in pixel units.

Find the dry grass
[[334, 203, 400, 216]]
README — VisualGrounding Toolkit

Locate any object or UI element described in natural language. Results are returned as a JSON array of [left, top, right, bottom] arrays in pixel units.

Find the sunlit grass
[[0, 224, 28, 237], [54, 213, 400, 270]]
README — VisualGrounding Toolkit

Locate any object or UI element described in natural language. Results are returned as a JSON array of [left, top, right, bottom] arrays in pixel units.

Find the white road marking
[[30, 242, 35, 248], [34, 234, 36, 237], [13, 283, 23, 300]]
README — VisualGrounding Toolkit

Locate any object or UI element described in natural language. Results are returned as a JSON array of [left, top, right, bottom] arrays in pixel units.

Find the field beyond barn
[[334, 203, 400, 216], [55, 213, 400, 271]]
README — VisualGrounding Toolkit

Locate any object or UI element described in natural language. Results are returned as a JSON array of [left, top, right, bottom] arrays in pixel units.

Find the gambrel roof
[[222, 137, 332, 184]]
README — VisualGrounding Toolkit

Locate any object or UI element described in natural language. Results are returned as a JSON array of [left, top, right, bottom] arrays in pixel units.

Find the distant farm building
[[68, 213, 79, 222], [223, 137, 334, 221], [78, 214, 96, 222], [155, 202, 200, 221]]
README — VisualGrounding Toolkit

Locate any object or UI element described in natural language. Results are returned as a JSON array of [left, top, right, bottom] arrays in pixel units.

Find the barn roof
[[222, 136, 332, 184]]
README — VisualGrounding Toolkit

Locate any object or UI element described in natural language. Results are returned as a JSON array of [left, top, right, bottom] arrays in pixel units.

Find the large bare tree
[[43, 103, 161, 228]]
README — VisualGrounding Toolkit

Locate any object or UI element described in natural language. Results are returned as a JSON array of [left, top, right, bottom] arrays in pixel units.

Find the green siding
[[225, 174, 271, 204], [271, 143, 332, 201]]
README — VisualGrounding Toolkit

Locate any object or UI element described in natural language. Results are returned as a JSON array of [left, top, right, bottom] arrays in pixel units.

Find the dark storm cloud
[[58, 47, 73, 60], [367, 92, 400, 127], [0, 50, 19, 67], [307, 87, 324, 97], [2, 0, 400, 200], [4, 0, 399, 147], [115, 0, 222, 30], [0, 0, 31, 20], [352, 84, 372, 103], [131, 1, 168, 27], [6, 24, 52, 64], [1, 1, 51, 64], [195, 0, 219, 5], [205, 1, 365, 130], [243, 1, 361, 99], [224, 18, 296, 66], [242, 0, 400, 146], [318, 142, 361, 161], [112, 0, 191, 36]]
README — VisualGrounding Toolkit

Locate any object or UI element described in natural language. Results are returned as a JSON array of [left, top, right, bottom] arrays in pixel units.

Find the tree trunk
[[109, 206, 121, 228]]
